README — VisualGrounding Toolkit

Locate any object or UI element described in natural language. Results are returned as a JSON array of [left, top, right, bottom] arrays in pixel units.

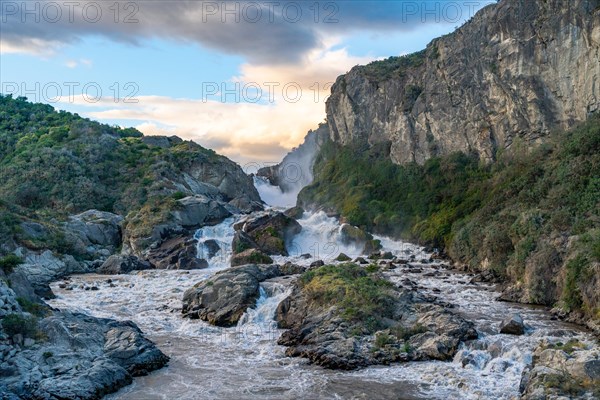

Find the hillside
[[0, 94, 260, 257]]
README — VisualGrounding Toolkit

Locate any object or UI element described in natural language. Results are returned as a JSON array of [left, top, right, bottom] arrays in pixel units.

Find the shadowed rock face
[[98, 255, 153, 274], [0, 303, 168, 399], [326, 0, 600, 165], [181, 264, 282, 327]]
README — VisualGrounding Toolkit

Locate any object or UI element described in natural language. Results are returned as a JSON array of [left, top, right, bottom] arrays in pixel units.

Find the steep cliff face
[[326, 0, 600, 164]]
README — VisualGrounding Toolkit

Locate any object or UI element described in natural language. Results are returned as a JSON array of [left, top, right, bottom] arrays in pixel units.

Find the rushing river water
[[47, 179, 596, 400]]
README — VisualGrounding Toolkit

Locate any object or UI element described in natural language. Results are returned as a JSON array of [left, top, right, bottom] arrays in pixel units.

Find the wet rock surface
[[146, 236, 208, 270], [520, 340, 600, 399], [181, 264, 282, 326], [98, 255, 153, 274], [0, 276, 168, 400], [499, 313, 526, 335], [232, 211, 302, 257]]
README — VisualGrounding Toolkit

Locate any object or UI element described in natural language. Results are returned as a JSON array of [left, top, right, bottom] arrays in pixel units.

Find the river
[[47, 178, 595, 400]]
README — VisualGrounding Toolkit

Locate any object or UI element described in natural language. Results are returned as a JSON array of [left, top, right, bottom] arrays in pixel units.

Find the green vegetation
[[0, 94, 224, 254], [359, 50, 427, 81], [1, 313, 39, 338], [543, 339, 586, 355], [541, 371, 599, 398], [300, 263, 396, 332], [16, 297, 48, 317], [0, 254, 22, 274], [247, 250, 273, 264], [42, 351, 54, 359], [390, 324, 427, 341], [301, 114, 600, 321]]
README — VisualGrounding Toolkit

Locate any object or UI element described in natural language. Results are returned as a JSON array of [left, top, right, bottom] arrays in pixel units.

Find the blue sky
[[0, 1, 493, 164]]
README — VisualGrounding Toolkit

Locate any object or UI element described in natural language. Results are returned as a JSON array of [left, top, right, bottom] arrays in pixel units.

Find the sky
[[0, 0, 494, 167]]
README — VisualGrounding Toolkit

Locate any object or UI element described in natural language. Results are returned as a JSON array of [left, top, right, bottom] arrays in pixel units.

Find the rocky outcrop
[[232, 211, 302, 257], [13, 249, 90, 298], [520, 340, 600, 399], [275, 265, 477, 369], [181, 264, 281, 326], [325, 0, 600, 165], [230, 248, 274, 267], [98, 255, 153, 274], [124, 195, 240, 260], [63, 210, 123, 259], [145, 236, 207, 270], [0, 271, 168, 399], [0, 312, 168, 399]]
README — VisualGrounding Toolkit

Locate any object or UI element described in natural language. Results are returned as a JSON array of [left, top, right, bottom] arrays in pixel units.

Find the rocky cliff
[[326, 0, 600, 164]]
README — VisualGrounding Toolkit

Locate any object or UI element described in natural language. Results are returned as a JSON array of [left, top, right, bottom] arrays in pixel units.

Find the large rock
[[499, 313, 525, 335], [98, 255, 153, 274], [233, 211, 302, 257], [146, 236, 207, 270], [171, 195, 231, 229], [13, 248, 90, 298], [0, 311, 168, 399], [230, 248, 273, 267], [275, 265, 477, 369], [103, 320, 170, 376], [63, 210, 123, 258], [182, 264, 280, 326], [520, 341, 600, 399]]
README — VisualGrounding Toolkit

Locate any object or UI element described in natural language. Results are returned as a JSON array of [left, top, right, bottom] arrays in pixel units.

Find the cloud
[[0, 1, 493, 63], [55, 38, 372, 165], [64, 58, 93, 68]]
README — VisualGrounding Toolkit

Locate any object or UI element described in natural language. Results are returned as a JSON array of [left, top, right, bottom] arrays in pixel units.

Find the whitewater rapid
[[47, 179, 596, 400]]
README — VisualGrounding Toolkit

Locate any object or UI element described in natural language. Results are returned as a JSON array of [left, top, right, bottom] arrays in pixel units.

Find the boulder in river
[[520, 340, 600, 398], [98, 255, 153, 274], [335, 253, 352, 262], [146, 236, 207, 270], [230, 248, 273, 267], [275, 263, 477, 369], [499, 313, 525, 335], [232, 211, 302, 256], [182, 264, 280, 326]]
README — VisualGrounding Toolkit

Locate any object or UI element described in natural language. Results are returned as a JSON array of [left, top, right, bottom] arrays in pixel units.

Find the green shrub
[[16, 297, 47, 317], [1, 313, 39, 338], [300, 263, 395, 332], [0, 254, 23, 274], [172, 191, 186, 200]]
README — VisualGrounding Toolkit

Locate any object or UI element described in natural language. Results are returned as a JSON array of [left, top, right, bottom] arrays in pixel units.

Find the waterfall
[[194, 217, 236, 270]]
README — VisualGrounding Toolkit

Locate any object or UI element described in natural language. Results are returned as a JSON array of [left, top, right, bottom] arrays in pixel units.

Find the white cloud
[[57, 40, 368, 165], [64, 58, 93, 68]]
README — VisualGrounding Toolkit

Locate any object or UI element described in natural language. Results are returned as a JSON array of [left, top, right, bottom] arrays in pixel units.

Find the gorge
[[0, 0, 599, 399]]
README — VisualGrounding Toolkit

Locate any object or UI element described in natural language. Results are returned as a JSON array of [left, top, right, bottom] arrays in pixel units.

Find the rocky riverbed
[[42, 208, 600, 399]]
